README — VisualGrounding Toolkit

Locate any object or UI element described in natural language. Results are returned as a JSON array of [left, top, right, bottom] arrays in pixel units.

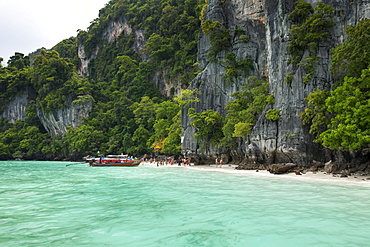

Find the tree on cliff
[[0, 0, 203, 159], [330, 18, 370, 82], [222, 77, 273, 147], [318, 68, 370, 150], [287, 1, 335, 84], [302, 19, 370, 151], [30, 49, 91, 112], [7, 52, 30, 70], [188, 108, 224, 152]]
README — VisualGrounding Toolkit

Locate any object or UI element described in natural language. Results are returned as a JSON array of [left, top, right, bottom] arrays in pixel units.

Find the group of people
[[145, 156, 225, 168], [147, 157, 192, 167], [215, 158, 223, 168]]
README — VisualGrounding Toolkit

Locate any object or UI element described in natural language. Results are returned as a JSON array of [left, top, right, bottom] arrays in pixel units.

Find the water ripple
[[1, 161, 369, 246]]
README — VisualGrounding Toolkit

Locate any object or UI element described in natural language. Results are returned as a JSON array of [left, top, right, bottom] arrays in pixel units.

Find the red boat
[[86, 155, 141, 167]]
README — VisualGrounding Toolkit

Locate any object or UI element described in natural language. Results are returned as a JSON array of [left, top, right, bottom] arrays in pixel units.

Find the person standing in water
[[215, 158, 219, 168]]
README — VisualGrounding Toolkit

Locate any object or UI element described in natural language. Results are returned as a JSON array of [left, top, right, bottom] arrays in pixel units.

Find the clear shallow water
[[1, 161, 369, 247]]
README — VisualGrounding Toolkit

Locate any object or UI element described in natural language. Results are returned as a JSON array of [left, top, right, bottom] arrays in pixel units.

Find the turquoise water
[[1, 161, 369, 247]]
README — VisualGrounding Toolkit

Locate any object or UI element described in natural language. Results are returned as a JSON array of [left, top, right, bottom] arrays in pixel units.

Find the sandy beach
[[141, 162, 370, 187]]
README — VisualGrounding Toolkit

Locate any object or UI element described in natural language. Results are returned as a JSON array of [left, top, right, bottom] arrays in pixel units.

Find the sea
[[1, 161, 369, 247]]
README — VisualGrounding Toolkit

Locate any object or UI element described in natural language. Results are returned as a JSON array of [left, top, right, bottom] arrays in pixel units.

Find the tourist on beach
[[219, 158, 223, 168], [177, 157, 182, 166], [215, 158, 219, 168]]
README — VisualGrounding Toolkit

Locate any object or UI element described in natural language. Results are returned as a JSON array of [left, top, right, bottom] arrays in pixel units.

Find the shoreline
[[141, 162, 370, 187]]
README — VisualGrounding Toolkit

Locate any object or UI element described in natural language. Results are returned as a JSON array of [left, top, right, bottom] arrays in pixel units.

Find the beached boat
[[86, 155, 141, 167]]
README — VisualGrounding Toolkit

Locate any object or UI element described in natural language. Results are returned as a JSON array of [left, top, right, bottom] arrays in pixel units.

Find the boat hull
[[89, 160, 141, 167]]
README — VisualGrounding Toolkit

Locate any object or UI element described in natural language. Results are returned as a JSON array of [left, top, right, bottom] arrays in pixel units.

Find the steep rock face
[[78, 18, 146, 77], [37, 101, 92, 136], [255, 0, 370, 165], [78, 43, 98, 76], [183, 0, 268, 159], [182, 0, 370, 166], [2, 87, 36, 123], [2, 93, 28, 123], [77, 17, 182, 97], [2, 85, 92, 138]]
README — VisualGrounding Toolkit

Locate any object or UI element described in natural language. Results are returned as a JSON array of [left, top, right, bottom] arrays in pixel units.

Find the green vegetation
[[265, 109, 281, 121], [287, 0, 335, 83], [221, 77, 272, 147], [0, 0, 204, 159], [52, 37, 80, 68], [174, 88, 200, 106], [0, 56, 31, 111], [188, 108, 224, 151], [223, 52, 253, 84], [31, 50, 91, 112], [319, 69, 370, 150], [78, 0, 202, 87], [201, 19, 232, 61], [301, 88, 332, 136], [330, 18, 370, 81], [0, 0, 263, 160], [1, 0, 368, 161], [284, 72, 294, 84], [187, 77, 276, 150], [301, 19, 370, 151], [302, 68, 370, 150]]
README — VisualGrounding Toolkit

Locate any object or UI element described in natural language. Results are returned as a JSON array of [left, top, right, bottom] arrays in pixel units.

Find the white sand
[[141, 162, 370, 187]]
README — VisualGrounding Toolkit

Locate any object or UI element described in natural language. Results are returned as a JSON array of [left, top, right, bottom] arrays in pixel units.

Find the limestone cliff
[[2, 89, 92, 137], [36, 100, 92, 136], [77, 17, 182, 97], [182, 0, 370, 166], [2, 0, 368, 165], [2, 87, 35, 123], [78, 18, 147, 77]]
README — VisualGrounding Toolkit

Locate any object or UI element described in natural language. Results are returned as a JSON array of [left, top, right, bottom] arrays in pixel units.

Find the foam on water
[[1, 161, 369, 246]]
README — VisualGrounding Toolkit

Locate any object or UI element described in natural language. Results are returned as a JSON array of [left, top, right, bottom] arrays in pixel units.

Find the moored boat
[[86, 155, 141, 167]]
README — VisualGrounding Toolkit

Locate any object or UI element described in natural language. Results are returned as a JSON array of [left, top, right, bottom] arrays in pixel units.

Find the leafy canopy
[[331, 18, 370, 81], [302, 19, 370, 151], [317, 68, 370, 150], [287, 1, 335, 84], [222, 77, 271, 147]]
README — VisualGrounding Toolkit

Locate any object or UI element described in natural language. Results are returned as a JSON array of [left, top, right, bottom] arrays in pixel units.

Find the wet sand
[[141, 162, 370, 187]]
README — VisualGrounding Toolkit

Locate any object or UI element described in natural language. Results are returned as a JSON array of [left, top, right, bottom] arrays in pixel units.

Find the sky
[[0, 0, 109, 66]]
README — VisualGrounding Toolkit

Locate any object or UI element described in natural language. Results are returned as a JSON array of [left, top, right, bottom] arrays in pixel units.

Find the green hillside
[[0, 0, 369, 162]]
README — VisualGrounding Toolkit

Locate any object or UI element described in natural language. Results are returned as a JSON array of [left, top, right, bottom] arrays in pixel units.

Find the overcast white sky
[[0, 0, 109, 66]]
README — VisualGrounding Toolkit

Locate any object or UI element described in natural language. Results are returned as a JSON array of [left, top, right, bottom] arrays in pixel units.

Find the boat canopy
[[106, 155, 128, 158]]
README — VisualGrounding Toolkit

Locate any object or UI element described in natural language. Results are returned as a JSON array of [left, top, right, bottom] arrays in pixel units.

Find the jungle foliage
[[187, 77, 276, 150], [221, 77, 274, 147], [301, 18, 370, 151], [0, 0, 369, 160], [287, 0, 335, 84], [0, 0, 204, 159]]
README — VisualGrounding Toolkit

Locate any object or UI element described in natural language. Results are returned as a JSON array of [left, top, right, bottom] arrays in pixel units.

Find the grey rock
[[181, 0, 370, 167]]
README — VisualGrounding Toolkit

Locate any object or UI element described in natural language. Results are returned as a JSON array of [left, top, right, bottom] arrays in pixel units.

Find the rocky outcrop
[[77, 15, 184, 97], [2, 93, 28, 123], [267, 163, 297, 174], [78, 18, 147, 76], [1, 72, 92, 138], [37, 101, 92, 136], [182, 0, 370, 167], [2, 87, 36, 123], [182, 0, 267, 159], [77, 43, 98, 76]]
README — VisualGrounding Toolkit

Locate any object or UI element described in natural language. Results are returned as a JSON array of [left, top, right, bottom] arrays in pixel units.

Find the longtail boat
[[86, 155, 141, 167]]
